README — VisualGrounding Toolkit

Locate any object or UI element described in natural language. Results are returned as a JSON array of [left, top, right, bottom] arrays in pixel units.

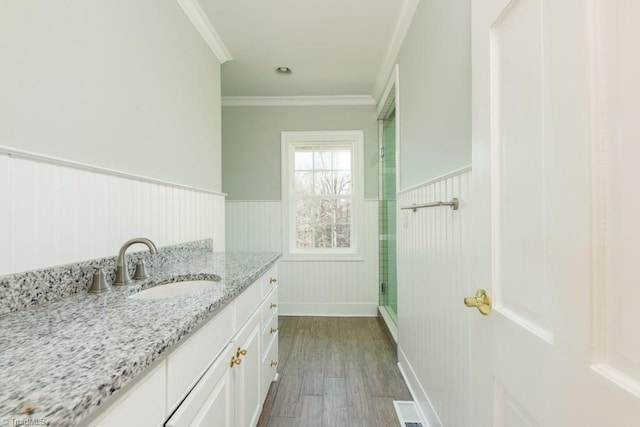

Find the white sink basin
[[131, 280, 219, 300]]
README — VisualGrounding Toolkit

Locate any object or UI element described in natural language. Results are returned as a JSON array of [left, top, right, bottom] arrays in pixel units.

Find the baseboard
[[397, 347, 443, 427], [278, 303, 378, 317]]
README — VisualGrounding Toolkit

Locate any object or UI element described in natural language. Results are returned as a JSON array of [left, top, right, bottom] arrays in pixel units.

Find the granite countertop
[[0, 251, 281, 427]]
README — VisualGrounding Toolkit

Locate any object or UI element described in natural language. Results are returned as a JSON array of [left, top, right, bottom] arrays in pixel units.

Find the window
[[282, 131, 364, 260]]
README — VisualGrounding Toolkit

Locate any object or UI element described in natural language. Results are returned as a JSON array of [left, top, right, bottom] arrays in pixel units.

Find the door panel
[[491, 0, 553, 339], [494, 381, 537, 427], [592, 0, 640, 399]]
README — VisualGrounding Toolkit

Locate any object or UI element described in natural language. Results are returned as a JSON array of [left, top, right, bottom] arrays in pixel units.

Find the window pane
[[288, 137, 356, 252], [296, 223, 314, 248], [318, 199, 335, 224], [336, 199, 351, 223], [334, 172, 351, 195], [313, 150, 332, 170], [313, 172, 351, 195], [334, 149, 351, 170], [295, 198, 316, 224], [314, 171, 333, 195], [314, 224, 333, 248], [295, 149, 313, 170], [335, 224, 351, 248], [294, 172, 313, 195]]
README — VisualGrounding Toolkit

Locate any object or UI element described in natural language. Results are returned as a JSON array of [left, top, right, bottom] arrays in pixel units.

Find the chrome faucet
[[113, 238, 158, 286]]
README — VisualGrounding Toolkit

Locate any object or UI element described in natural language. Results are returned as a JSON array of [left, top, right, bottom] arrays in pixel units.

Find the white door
[[471, 0, 640, 425]]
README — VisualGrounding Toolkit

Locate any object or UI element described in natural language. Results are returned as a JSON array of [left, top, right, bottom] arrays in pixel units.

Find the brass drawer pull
[[270, 303, 277, 309], [270, 360, 278, 367], [270, 327, 278, 334], [236, 347, 247, 357], [230, 356, 241, 367], [269, 277, 277, 284]]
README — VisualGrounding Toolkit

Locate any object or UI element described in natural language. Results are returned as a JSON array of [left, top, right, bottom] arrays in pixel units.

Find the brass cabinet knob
[[230, 356, 242, 367], [463, 289, 492, 315], [270, 360, 278, 367], [236, 347, 247, 357], [270, 327, 278, 334], [269, 277, 277, 284], [270, 303, 277, 309]]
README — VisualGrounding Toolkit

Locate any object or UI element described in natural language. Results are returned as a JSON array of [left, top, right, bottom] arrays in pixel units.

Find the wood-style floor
[[257, 316, 411, 427]]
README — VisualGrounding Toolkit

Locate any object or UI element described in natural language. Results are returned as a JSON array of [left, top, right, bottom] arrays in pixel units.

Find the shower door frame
[[376, 64, 400, 341]]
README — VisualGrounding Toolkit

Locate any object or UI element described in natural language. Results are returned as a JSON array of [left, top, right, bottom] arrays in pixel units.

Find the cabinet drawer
[[167, 304, 234, 412], [261, 265, 279, 298], [261, 312, 278, 356], [234, 280, 262, 329], [261, 334, 279, 402], [261, 287, 278, 325], [165, 344, 235, 427]]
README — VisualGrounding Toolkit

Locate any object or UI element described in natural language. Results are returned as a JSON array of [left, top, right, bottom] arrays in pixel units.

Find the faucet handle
[[88, 266, 110, 293], [133, 258, 149, 280]]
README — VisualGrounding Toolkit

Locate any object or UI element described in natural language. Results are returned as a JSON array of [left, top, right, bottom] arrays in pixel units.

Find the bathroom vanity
[[89, 263, 280, 427], [0, 246, 280, 427]]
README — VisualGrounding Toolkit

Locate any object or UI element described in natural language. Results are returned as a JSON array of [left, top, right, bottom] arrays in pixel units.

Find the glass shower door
[[379, 112, 397, 324]]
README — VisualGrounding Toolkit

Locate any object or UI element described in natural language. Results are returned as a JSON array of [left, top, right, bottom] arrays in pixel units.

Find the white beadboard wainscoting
[[0, 148, 225, 276], [226, 200, 379, 316], [397, 167, 472, 427]]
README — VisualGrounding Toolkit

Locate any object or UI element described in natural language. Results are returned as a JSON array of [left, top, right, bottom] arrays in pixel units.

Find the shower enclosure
[[379, 110, 397, 328]]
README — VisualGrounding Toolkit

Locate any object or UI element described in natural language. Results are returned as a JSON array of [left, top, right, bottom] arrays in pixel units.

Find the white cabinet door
[[165, 344, 235, 427], [233, 310, 262, 427], [472, 0, 640, 425], [95, 363, 166, 427]]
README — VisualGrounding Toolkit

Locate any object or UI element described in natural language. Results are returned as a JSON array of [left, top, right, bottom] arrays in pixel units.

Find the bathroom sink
[[131, 280, 219, 300]]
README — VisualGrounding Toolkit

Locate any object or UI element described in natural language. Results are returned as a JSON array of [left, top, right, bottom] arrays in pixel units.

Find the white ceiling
[[198, 0, 411, 99]]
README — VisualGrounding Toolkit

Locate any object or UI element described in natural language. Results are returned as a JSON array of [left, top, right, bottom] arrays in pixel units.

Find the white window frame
[[281, 130, 365, 261]]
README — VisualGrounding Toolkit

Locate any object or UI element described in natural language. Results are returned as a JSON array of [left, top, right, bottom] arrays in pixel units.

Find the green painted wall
[[222, 105, 379, 200], [395, 0, 471, 189], [1, 0, 222, 191]]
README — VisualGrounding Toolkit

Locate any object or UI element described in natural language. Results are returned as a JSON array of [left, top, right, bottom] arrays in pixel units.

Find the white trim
[[378, 306, 398, 343], [398, 165, 473, 195], [226, 198, 379, 203], [398, 348, 444, 427], [373, 0, 420, 101], [0, 145, 226, 196], [278, 303, 378, 317], [281, 131, 365, 260], [376, 65, 398, 119], [221, 96, 376, 107], [281, 256, 364, 262], [225, 199, 282, 203], [176, 0, 232, 63], [377, 64, 402, 192], [591, 363, 640, 398]]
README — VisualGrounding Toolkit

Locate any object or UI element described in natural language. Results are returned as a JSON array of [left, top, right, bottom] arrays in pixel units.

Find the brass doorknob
[[464, 289, 491, 315]]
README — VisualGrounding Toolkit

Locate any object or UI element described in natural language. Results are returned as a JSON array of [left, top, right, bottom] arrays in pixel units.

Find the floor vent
[[393, 400, 425, 427]]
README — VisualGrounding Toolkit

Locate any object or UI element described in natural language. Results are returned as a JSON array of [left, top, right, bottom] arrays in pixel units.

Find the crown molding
[[221, 95, 377, 107], [176, 0, 232, 63], [372, 0, 419, 101]]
